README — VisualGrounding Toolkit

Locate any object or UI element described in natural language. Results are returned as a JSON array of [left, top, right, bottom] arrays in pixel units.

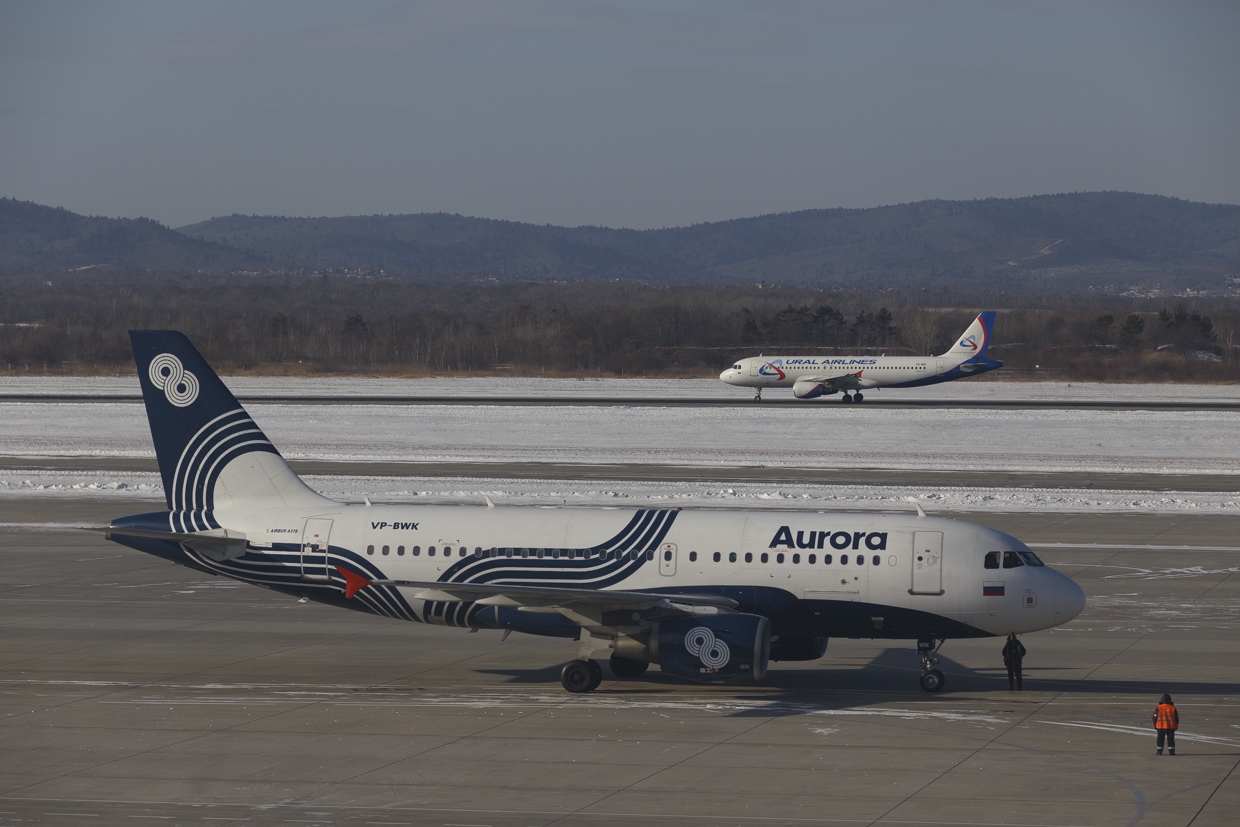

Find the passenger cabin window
[[1002, 551, 1025, 568], [745, 552, 753, 563], [776, 553, 784, 564], [713, 552, 721, 562], [412, 546, 421, 556], [760, 552, 769, 563], [382, 545, 390, 555], [872, 555, 880, 566], [397, 545, 405, 556], [366, 545, 374, 555], [428, 546, 436, 556], [792, 553, 800, 564], [689, 551, 698, 562], [823, 554, 832, 564], [808, 554, 816, 564], [729, 552, 737, 562], [984, 551, 1000, 569], [841, 554, 848, 564]]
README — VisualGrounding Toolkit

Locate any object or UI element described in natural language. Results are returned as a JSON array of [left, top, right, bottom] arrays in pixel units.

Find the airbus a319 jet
[[102, 331, 1082, 694], [721, 311, 1002, 401]]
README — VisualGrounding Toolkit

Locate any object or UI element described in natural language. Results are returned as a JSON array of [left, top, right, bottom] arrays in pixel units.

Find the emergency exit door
[[910, 531, 943, 595], [300, 518, 333, 581], [659, 542, 677, 576], [936, 359, 946, 375]]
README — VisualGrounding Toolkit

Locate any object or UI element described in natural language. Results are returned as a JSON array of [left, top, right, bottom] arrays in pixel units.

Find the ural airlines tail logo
[[757, 362, 786, 379], [958, 334, 979, 352], [148, 353, 199, 407], [685, 627, 730, 669]]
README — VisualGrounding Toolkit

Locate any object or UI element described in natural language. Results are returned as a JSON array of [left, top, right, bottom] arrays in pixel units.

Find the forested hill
[[0, 198, 261, 271], [179, 192, 1240, 291], [3, 193, 1238, 291]]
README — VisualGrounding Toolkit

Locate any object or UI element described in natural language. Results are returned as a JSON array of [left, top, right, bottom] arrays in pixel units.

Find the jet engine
[[614, 613, 771, 684], [792, 379, 829, 399]]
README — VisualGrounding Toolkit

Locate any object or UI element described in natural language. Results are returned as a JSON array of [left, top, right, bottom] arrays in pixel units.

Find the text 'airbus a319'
[[101, 330, 1082, 694], [721, 311, 1002, 401]]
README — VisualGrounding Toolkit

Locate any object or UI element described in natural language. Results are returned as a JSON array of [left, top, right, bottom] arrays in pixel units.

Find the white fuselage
[[174, 503, 1085, 639]]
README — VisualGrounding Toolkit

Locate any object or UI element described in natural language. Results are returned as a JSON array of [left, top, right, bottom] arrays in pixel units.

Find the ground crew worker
[[1153, 694, 1178, 755], [1002, 633, 1026, 691]]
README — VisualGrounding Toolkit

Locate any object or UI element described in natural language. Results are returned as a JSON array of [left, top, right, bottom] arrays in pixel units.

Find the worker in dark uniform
[[1153, 694, 1179, 755], [1002, 633, 1026, 691]]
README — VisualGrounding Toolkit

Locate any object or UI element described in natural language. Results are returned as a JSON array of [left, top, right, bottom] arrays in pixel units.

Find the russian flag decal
[[983, 581, 1005, 597]]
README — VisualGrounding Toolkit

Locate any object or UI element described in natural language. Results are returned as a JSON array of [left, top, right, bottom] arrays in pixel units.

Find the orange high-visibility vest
[[1155, 703, 1178, 730]]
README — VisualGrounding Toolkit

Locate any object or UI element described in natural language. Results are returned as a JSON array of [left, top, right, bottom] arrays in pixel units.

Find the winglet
[[485, 494, 495, 509], [334, 566, 373, 599], [915, 501, 927, 517]]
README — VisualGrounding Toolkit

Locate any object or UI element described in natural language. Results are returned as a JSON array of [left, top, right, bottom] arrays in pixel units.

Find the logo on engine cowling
[[684, 626, 731, 669], [148, 353, 199, 407]]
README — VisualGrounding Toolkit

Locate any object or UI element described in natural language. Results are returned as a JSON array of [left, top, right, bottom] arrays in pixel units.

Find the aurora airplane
[[102, 330, 1082, 693], [721, 311, 1002, 401]]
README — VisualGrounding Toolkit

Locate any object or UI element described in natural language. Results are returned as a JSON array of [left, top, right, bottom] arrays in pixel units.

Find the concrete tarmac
[[2, 499, 1238, 827], [3, 393, 1240, 411]]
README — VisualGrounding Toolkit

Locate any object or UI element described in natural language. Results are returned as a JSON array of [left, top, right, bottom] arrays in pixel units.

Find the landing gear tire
[[586, 658, 603, 690], [842, 393, 854, 403], [609, 653, 649, 679], [561, 659, 600, 693], [919, 669, 945, 693], [853, 392, 864, 403], [754, 391, 762, 402]]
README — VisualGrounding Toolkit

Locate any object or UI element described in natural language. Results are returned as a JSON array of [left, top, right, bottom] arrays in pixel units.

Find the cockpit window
[[984, 551, 1000, 569], [1018, 551, 1045, 567], [732, 364, 742, 370], [1002, 551, 1025, 569]]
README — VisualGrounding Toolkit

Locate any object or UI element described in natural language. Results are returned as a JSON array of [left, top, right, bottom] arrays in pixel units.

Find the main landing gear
[[561, 659, 603, 693], [842, 392, 864, 403], [917, 637, 945, 693]]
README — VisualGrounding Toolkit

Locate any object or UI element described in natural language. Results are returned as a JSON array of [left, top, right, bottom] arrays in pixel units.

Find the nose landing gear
[[753, 389, 762, 402], [917, 637, 945, 692]]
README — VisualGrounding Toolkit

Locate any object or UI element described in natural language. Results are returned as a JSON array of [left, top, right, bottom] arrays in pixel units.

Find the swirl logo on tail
[[148, 353, 199, 407]]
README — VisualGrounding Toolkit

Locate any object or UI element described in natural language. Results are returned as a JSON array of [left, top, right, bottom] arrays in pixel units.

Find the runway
[[1, 500, 1237, 826], [4, 455, 1240, 493], [3, 392, 1239, 410]]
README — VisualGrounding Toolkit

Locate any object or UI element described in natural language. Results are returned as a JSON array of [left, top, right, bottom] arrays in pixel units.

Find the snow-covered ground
[[3, 375, 1240, 403], [3, 469, 1238, 514], [2, 401, 1239, 475], [3, 378, 1238, 514]]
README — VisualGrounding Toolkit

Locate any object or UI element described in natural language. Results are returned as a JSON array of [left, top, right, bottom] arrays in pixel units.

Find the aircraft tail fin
[[130, 331, 332, 523], [939, 311, 996, 359]]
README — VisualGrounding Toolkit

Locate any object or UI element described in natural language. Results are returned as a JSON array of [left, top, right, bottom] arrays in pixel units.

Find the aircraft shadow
[[476, 645, 1237, 713]]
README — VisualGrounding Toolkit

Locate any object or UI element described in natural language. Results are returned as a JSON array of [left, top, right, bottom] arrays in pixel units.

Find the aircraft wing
[[794, 372, 864, 393], [334, 567, 736, 612]]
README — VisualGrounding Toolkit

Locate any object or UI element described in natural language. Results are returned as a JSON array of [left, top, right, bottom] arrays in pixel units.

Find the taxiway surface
[[2, 500, 1237, 827]]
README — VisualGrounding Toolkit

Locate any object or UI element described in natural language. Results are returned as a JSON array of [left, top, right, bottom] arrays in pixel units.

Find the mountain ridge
[[3, 192, 1238, 292]]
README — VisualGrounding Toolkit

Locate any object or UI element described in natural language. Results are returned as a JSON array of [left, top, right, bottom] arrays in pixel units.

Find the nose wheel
[[917, 637, 945, 693], [753, 389, 762, 402]]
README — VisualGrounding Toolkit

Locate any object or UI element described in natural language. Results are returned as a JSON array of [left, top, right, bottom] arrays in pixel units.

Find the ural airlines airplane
[[721, 311, 1003, 401], [102, 331, 1083, 694]]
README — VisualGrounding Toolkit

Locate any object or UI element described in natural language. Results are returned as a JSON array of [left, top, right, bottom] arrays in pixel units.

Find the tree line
[[1, 270, 1236, 381]]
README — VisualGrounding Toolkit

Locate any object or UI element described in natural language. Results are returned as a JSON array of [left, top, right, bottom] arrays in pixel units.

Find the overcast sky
[[1, 1, 1237, 229]]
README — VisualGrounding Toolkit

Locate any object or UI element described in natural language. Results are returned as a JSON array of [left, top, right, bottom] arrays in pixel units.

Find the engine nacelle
[[653, 614, 771, 684], [792, 380, 827, 399]]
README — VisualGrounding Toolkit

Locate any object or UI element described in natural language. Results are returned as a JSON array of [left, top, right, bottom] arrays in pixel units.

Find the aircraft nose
[[720, 369, 734, 383], [1054, 575, 1086, 623]]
